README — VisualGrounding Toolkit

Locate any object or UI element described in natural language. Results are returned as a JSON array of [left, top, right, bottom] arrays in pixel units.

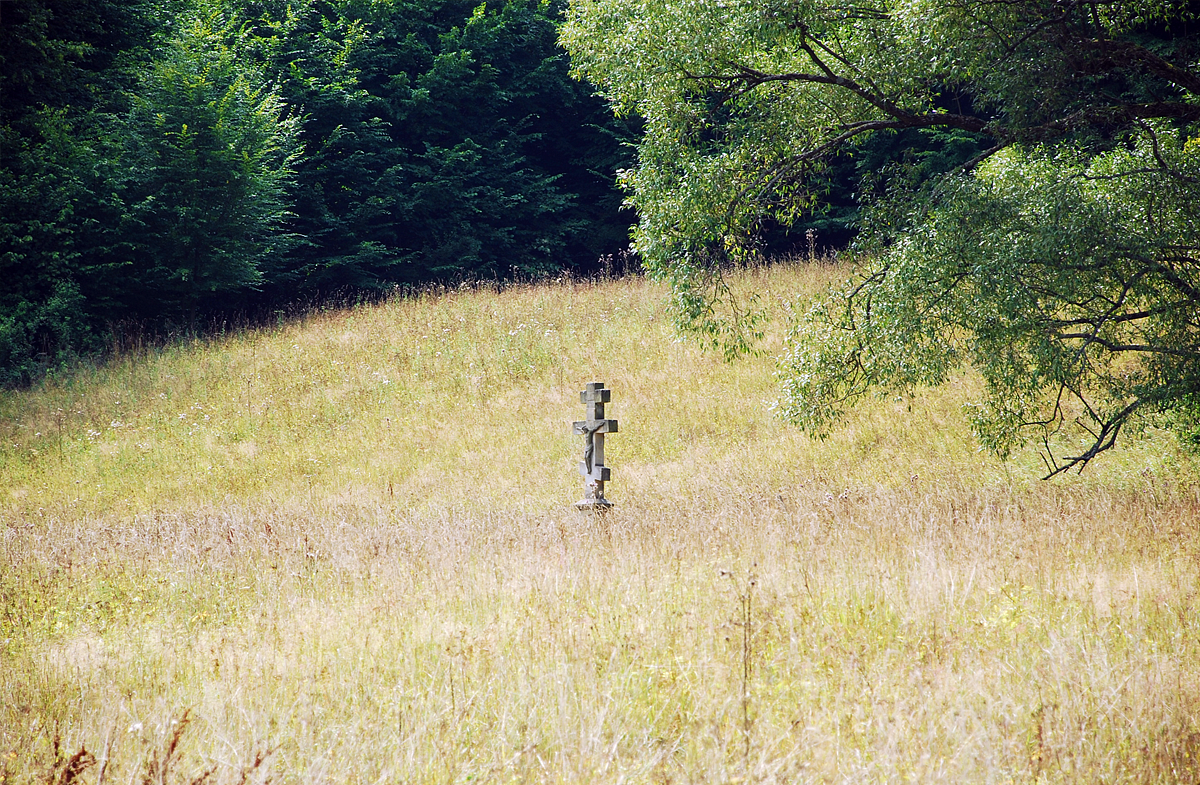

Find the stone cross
[[573, 382, 617, 510]]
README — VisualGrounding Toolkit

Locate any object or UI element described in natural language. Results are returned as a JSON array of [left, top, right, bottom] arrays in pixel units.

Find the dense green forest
[[0, 0, 640, 385]]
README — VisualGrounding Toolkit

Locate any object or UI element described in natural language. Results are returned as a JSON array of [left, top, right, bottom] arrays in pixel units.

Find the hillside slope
[[2, 265, 1199, 784]]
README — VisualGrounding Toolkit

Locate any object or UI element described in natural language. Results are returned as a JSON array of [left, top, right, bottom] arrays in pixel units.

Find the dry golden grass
[[2, 263, 1199, 784]]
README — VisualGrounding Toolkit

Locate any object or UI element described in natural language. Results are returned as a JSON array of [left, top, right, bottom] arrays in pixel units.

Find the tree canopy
[[562, 0, 1200, 474]]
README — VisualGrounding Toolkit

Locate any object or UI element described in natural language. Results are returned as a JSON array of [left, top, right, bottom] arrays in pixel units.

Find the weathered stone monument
[[573, 382, 617, 511]]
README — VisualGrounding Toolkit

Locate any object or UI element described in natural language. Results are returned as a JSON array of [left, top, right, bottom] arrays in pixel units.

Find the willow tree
[[562, 0, 1200, 475]]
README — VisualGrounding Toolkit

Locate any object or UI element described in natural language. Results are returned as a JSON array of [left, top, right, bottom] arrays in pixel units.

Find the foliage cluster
[[0, 0, 636, 385], [562, 0, 1200, 473]]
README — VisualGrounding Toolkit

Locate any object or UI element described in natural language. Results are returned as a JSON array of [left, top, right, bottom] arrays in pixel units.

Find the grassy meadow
[[2, 263, 1200, 784]]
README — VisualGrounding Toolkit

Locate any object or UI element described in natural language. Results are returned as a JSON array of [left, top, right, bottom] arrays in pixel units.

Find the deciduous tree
[[563, 0, 1200, 473]]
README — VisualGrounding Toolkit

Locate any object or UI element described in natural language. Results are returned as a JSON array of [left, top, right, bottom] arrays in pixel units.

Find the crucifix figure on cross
[[573, 382, 617, 510]]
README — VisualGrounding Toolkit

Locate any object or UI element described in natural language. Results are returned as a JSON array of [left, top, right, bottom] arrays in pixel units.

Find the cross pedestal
[[573, 382, 617, 511]]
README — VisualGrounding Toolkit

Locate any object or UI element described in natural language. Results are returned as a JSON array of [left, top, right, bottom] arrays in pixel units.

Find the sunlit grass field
[[2, 263, 1199, 784]]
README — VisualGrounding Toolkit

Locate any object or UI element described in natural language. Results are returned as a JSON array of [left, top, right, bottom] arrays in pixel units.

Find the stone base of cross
[[573, 382, 617, 511]]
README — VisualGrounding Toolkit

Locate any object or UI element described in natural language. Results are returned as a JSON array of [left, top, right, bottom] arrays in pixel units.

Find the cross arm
[[573, 419, 618, 435]]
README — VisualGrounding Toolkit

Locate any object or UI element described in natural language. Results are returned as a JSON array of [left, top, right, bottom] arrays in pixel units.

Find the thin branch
[[681, 63, 992, 136], [1091, 38, 1200, 96], [996, 0, 1081, 60], [1144, 258, 1200, 305], [955, 142, 1009, 173], [1048, 304, 1180, 328], [1054, 333, 1200, 358], [1042, 396, 1144, 478]]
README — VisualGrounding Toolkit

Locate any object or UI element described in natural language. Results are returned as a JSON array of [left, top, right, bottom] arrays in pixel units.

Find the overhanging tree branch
[[563, 0, 1200, 477]]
